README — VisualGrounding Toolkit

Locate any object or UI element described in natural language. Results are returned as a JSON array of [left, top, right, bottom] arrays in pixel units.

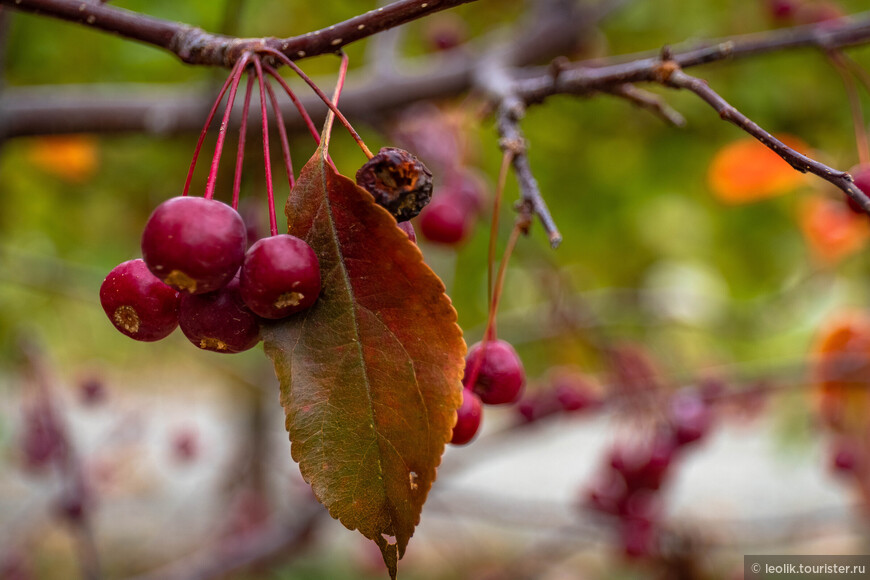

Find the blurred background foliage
[[3, 0, 870, 578]]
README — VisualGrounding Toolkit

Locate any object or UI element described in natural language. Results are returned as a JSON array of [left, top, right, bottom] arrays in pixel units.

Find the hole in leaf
[[381, 533, 397, 546]]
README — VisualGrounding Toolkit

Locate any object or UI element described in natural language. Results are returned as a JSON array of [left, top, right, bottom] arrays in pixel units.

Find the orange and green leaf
[[708, 135, 808, 203], [798, 196, 870, 264], [262, 147, 465, 579], [25, 135, 99, 183], [813, 312, 870, 433]]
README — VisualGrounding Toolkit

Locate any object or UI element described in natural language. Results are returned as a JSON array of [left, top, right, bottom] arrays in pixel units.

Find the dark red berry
[[398, 221, 417, 244], [141, 196, 247, 294], [831, 438, 861, 476], [464, 340, 525, 405], [355, 147, 433, 222], [516, 391, 561, 423], [444, 169, 488, 214], [178, 276, 261, 353], [100, 259, 180, 341], [424, 14, 468, 51], [620, 517, 656, 559], [450, 388, 483, 445], [766, 0, 797, 21], [668, 390, 712, 447], [172, 427, 200, 463], [585, 469, 629, 515], [609, 433, 676, 491], [78, 377, 107, 406], [553, 372, 600, 412], [240, 235, 321, 319], [847, 164, 870, 215], [419, 194, 473, 245]]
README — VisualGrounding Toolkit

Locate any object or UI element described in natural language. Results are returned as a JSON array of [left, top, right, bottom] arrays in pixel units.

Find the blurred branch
[[123, 506, 323, 580], [0, 0, 478, 66], [18, 337, 102, 580]]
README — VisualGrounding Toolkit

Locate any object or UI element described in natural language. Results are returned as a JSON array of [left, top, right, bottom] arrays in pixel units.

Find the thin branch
[[605, 83, 686, 127], [662, 66, 870, 212], [0, 0, 479, 66], [496, 98, 562, 247], [513, 13, 870, 103]]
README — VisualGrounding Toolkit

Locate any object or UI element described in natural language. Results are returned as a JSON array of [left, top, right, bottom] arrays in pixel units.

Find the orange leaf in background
[[798, 196, 870, 264], [813, 313, 870, 433], [26, 135, 99, 183], [708, 135, 808, 203]]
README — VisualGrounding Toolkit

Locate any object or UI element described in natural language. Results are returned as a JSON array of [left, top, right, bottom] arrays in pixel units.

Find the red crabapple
[[141, 196, 247, 294], [100, 259, 180, 341]]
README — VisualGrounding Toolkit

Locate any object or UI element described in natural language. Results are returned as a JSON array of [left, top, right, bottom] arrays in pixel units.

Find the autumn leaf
[[26, 135, 99, 183], [262, 147, 465, 579], [813, 312, 870, 433], [798, 196, 870, 264], [707, 135, 808, 203]]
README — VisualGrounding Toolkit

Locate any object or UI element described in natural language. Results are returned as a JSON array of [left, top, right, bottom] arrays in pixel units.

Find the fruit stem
[[488, 151, 513, 305], [252, 56, 279, 237], [829, 50, 870, 166], [204, 52, 252, 201], [487, 221, 522, 341], [321, 52, 350, 156], [263, 64, 322, 146], [232, 72, 256, 210], [465, 220, 523, 395], [263, 72, 296, 191], [182, 55, 248, 197], [260, 48, 374, 159]]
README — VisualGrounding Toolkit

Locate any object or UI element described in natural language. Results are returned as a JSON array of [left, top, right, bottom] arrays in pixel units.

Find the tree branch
[[0, 0, 478, 66], [513, 13, 870, 103], [662, 65, 870, 212]]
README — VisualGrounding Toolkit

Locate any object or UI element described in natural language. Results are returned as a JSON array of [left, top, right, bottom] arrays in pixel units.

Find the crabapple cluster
[[100, 196, 321, 354], [516, 369, 602, 423], [451, 339, 526, 445], [584, 389, 713, 559]]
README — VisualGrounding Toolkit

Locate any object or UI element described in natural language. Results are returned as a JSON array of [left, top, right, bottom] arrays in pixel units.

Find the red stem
[[261, 47, 373, 159], [263, 76, 295, 191], [488, 151, 513, 306], [263, 64, 321, 146], [232, 72, 256, 210], [253, 57, 278, 237], [465, 221, 522, 392], [203, 52, 251, 200], [181, 56, 245, 197], [321, 52, 350, 155]]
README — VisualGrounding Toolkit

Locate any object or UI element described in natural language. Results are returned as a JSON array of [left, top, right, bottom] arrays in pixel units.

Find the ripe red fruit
[[608, 433, 676, 491], [178, 277, 261, 353], [419, 194, 473, 245], [100, 259, 180, 341], [766, 0, 797, 21], [240, 235, 321, 319], [846, 164, 870, 215], [450, 388, 483, 445], [464, 339, 525, 405], [445, 169, 488, 214], [668, 391, 712, 447], [553, 372, 601, 412], [141, 196, 247, 294]]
